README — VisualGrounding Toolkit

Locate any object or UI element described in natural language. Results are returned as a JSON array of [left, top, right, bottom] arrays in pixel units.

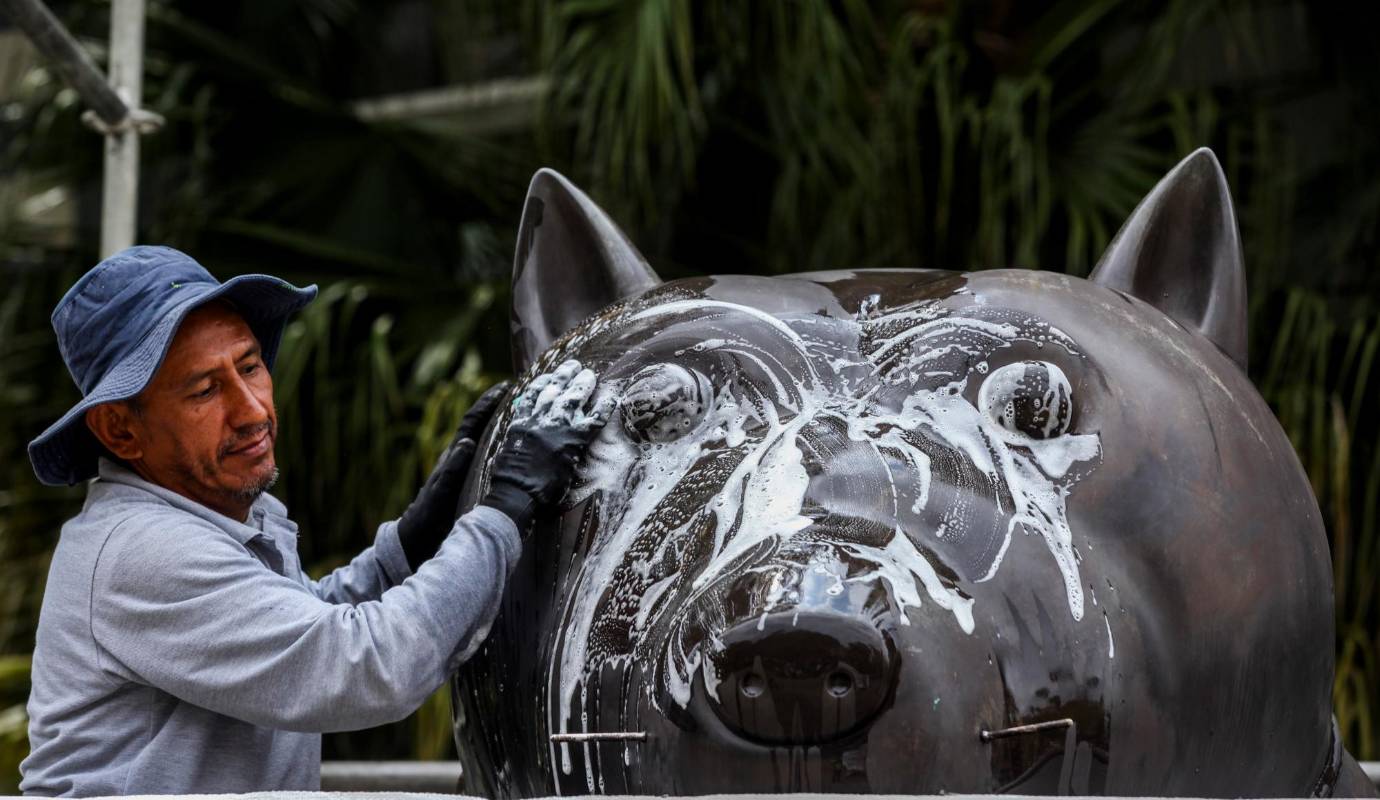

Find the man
[[19, 246, 611, 796]]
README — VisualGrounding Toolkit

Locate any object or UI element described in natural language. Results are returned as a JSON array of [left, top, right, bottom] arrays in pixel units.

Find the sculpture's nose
[[704, 611, 897, 745]]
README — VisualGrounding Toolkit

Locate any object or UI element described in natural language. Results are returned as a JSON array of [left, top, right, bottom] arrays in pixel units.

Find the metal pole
[[99, 0, 146, 256], [0, 0, 129, 125]]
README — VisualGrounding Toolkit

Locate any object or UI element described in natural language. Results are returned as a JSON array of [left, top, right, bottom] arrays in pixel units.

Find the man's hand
[[397, 381, 511, 571], [480, 359, 614, 531]]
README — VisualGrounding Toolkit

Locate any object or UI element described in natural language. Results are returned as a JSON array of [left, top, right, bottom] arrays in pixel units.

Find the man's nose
[[224, 371, 270, 425]]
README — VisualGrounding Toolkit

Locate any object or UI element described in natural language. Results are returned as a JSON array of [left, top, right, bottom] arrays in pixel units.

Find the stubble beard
[[182, 423, 281, 511], [228, 464, 280, 505]]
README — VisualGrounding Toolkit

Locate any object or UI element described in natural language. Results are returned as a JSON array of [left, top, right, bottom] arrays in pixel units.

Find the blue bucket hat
[[28, 245, 318, 486]]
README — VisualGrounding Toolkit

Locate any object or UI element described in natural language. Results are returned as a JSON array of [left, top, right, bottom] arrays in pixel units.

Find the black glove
[[480, 359, 614, 530], [397, 381, 511, 571]]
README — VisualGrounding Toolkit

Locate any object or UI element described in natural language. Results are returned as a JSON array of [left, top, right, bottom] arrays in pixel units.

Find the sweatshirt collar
[[95, 457, 284, 545]]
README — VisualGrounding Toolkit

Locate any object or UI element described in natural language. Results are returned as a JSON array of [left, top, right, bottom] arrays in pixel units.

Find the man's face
[[97, 302, 279, 519]]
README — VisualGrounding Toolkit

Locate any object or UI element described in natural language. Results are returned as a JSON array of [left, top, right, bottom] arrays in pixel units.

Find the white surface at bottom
[[64, 758, 1380, 799]]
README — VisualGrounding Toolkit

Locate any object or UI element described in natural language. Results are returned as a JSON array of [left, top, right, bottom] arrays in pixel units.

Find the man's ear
[[85, 403, 143, 461]]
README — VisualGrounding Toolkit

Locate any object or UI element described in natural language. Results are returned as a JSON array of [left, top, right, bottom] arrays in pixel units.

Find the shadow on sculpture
[[451, 149, 1378, 797]]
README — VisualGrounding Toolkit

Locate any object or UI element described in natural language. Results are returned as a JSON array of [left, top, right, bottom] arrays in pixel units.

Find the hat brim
[[28, 274, 317, 487]]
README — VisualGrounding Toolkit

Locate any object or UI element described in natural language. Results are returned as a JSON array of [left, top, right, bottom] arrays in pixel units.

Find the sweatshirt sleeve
[[90, 506, 520, 733], [306, 519, 414, 604]]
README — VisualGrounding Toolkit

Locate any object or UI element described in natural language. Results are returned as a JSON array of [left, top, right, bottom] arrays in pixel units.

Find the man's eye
[[241, 362, 261, 375], [192, 385, 215, 399]]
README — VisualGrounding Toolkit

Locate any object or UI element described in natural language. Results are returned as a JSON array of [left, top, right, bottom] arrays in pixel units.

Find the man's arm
[[396, 382, 510, 571], [90, 505, 518, 733], [304, 519, 412, 605], [307, 382, 510, 605]]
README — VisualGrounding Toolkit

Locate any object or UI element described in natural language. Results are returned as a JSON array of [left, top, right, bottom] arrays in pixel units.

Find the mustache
[[219, 421, 274, 459]]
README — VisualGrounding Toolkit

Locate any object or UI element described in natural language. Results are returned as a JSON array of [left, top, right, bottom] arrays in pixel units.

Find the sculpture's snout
[[704, 611, 897, 745]]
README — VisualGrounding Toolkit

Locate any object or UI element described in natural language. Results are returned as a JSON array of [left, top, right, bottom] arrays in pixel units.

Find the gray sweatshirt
[[20, 458, 519, 797]]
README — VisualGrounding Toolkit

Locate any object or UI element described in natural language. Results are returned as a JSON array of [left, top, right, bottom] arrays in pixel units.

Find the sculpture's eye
[[619, 364, 713, 443], [977, 361, 1073, 439]]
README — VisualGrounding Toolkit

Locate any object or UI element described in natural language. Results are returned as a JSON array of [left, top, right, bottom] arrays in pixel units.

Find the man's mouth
[[224, 427, 273, 459]]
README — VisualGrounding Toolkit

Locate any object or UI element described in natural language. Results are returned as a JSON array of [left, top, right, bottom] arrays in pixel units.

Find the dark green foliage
[[1, 0, 1376, 783]]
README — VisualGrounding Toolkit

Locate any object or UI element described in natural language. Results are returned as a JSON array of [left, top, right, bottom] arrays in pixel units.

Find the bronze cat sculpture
[[451, 149, 1376, 797]]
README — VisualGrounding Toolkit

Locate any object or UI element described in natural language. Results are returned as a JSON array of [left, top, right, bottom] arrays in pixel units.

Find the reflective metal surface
[[450, 153, 1375, 797]]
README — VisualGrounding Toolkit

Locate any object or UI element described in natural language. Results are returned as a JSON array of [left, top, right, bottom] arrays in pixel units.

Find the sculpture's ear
[[510, 169, 662, 372], [1090, 148, 1248, 368]]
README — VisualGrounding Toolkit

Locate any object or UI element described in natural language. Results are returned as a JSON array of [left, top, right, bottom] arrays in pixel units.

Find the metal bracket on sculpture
[[979, 718, 1076, 742]]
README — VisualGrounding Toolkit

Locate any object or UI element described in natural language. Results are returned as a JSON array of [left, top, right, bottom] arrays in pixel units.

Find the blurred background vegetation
[[1, 0, 1378, 792]]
